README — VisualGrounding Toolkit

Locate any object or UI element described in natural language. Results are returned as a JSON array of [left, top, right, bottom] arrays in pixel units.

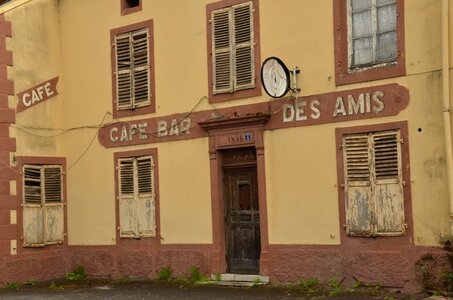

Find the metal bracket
[[290, 66, 301, 93]]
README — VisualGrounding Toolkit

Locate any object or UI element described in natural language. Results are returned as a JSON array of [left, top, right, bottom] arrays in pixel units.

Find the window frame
[[16, 156, 67, 250], [114, 148, 160, 244], [121, 0, 142, 16], [110, 20, 155, 119], [335, 121, 412, 240], [206, 0, 261, 103], [333, 0, 405, 85]]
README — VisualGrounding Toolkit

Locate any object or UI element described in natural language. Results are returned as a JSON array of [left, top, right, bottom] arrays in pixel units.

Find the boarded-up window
[[343, 129, 404, 236], [211, 1, 255, 94], [23, 165, 64, 247], [114, 27, 150, 110], [348, 0, 397, 69], [118, 155, 155, 238]]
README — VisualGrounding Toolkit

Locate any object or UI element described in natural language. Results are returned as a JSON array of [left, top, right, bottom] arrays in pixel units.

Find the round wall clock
[[261, 56, 290, 98]]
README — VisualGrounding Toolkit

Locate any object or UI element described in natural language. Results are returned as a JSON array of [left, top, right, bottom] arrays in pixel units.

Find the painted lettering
[[158, 120, 168, 137], [22, 93, 31, 107], [120, 126, 129, 142], [180, 118, 191, 135], [373, 91, 385, 112], [44, 82, 54, 97], [110, 127, 119, 142], [348, 94, 365, 115], [295, 101, 307, 121], [129, 124, 138, 140], [333, 97, 347, 117], [138, 122, 148, 140], [283, 104, 295, 123], [310, 100, 321, 120], [169, 119, 179, 136]]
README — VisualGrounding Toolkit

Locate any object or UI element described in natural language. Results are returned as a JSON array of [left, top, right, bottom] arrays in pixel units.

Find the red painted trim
[[206, 0, 262, 103], [333, 0, 406, 85], [120, 0, 142, 16], [15, 156, 68, 254], [99, 83, 409, 148], [335, 121, 413, 245], [110, 20, 155, 118], [113, 148, 161, 247]]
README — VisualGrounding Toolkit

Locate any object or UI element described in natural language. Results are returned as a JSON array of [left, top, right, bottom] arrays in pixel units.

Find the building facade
[[0, 0, 451, 292]]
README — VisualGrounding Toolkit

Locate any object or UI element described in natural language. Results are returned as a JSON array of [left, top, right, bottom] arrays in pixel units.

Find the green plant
[[214, 273, 221, 281], [375, 281, 382, 290], [6, 282, 20, 289], [352, 280, 361, 289], [24, 280, 35, 286], [190, 266, 202, 282], [156, 266, 172, 280], [65, 265, 87, 281], [299, 277, 318, 289], [383, 296, 395, 300], [49, 281, 57, 289], [251, 277, 262, 287], [328, 278, 342, 296]]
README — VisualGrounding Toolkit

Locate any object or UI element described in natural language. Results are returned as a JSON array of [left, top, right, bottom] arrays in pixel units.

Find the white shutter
[[118, 158, 137, 238], [43, 166, 64, 245], [372, 130, 405, 235], [136, 156, 155, 237], [132, 28, 150, 108], [212, 8, 233, 94], [343, 134, 373, 236], [233, 2, 254, 90], [115, 33, 133, 110], [23, 165, 44, 247]]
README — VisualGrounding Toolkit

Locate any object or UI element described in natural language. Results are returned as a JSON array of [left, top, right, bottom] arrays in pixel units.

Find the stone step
[[202, 273, 269, 287]]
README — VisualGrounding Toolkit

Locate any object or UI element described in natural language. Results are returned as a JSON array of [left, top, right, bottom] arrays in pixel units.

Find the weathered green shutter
[[343, 134, 373, 236], [372, 130, 405, 235]]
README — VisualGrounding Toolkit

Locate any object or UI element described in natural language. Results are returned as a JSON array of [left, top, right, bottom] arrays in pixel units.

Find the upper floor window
[[111, 20, 155, 118], [333, 0, 405, 85], [22, 162, 65, 247], [207, 0, 261, 103], [121, 0, 142, 15]]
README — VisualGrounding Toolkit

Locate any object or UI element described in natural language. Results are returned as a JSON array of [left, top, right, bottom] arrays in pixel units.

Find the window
[[121, 0, 142, 15], [22, 164, 64, 247], [115, 150, 158, 238], [111, 20, 155, 118], [333, 0, 405, 85], [206, 0, 261, 103], [338, 126, 408, 237]]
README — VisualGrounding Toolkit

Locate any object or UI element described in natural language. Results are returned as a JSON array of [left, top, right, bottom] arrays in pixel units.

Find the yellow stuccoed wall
[[3, 0, 452, 247]]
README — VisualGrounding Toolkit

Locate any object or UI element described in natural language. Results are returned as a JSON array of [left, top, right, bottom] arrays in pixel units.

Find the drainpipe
[[442, 0, 453, 235]]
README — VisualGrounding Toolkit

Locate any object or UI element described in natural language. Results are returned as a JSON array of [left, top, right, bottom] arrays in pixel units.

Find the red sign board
[[16, 77, 59, 113]]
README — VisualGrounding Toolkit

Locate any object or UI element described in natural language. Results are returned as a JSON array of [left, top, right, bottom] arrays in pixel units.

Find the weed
[[190, 266, 202, 282], [65, 265, 87, 281], [156, 266, 172, 280], [214, 273, 221, 281], [24, 280, 35, 286], [375, 281, 382, 290], [328, 278, 342, 296], [251, 277, 262, 287], [49, 281, 57, 289], [352, 280, 361, 289], [383, 296, 395, 300], [299, 277, 318, 289], [6, 282, 20, 289]]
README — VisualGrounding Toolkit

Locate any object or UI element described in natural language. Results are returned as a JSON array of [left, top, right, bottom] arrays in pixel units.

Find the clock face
[[261, 57, 290, 98]]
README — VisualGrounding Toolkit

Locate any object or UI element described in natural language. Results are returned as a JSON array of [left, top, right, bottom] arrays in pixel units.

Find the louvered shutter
[[43, 166, 64, 244], [212, 8, 233, 94], [343, 134, 373, 236], [118, 158, 137, 238], [372, 130, 405, 235], [132, 28, 150, 108], [23, 166, 45, 247], [115, 33, 133, 110], [136, 156, 156, 237], [233, 2, 254, 90]]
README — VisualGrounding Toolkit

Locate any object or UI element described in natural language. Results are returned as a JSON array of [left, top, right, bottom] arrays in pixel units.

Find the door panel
[[224, 167, 260, 274]]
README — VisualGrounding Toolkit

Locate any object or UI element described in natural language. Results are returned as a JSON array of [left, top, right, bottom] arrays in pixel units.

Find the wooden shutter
[[132, 28, 150, 108], [343, 134, 373, 236], [233, 2, 254, 90], [43, 166, 64, 244], [212, 8, 233, 94], [115, 33, 133, 110], [118, 158, 137, 238], [23, 165, 64, 247], [372, 130, 405, 235], [23, 165, 45, 247], [136, 156, 156, 237]]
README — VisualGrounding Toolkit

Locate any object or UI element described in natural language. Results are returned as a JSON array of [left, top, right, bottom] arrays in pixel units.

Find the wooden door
[[224, 167, 260, 274]]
